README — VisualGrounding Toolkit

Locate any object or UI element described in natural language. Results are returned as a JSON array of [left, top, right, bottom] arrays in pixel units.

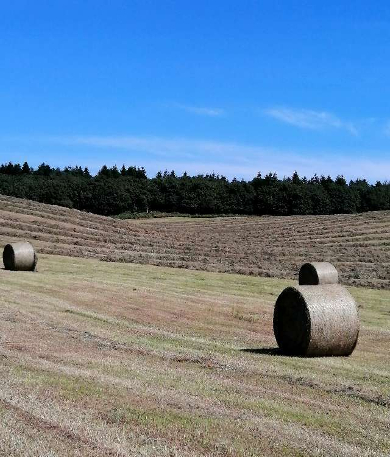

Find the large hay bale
[[299, 262, 338, 285], [273, 285, 359, 356], [3, 242, 38, 271]]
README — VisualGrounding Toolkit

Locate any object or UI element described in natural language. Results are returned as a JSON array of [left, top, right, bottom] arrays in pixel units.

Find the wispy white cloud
[[264, 107, 358, 135], [173, 103, 225, 117], [28, 134, 390, 182]]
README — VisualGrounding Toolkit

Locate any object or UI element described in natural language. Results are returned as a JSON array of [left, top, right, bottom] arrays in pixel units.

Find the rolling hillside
[[0, 194, 389, 289]]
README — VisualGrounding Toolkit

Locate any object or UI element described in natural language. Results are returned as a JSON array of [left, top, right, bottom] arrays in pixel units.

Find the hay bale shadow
[[240, 347, 283, 356], [239, 347, 344, 358], [240, 347, 319, 358]]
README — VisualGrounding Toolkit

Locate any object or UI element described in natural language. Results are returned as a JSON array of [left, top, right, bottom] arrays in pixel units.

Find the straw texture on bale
[[3, 242, 38, 271], [273, 285, 359, 356], [299, 262, 338, 285]]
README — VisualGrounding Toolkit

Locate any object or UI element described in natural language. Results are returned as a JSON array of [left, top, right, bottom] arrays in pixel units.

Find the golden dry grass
[[0, 254, 389, 456]]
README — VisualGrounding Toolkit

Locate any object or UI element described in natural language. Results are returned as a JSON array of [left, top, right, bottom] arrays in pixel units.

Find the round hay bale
[[3, 242, 38, 271], [299, 262, 338, 285], [273, 285, 359, 356]]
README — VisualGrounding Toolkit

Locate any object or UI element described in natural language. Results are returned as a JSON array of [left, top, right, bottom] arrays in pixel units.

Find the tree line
[[0, 161, 389, 217]]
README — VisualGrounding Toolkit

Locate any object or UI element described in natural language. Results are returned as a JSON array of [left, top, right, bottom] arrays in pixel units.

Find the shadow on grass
[[240, 347, 283, 356], [240, 347, 332, 358]]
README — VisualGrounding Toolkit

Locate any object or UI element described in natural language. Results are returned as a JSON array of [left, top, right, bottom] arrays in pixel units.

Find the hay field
[[1, 194, 389, 289], [0, 254, 389, 456]]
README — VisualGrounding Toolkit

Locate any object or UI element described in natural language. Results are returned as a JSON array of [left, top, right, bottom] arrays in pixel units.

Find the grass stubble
[[0, 255, 389, 456]]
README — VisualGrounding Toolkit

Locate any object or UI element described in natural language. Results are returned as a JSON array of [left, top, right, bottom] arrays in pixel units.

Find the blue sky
[[1, 1, 390, 181]]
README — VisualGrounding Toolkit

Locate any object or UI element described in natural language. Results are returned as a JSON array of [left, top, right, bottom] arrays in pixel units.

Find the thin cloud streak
[[264, 107, 358, 135], [173, 103, 225, 117], [31, 134, 390, 182]]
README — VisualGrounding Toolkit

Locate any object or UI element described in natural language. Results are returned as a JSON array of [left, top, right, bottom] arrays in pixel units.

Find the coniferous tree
[[0, 161, 389, 216]]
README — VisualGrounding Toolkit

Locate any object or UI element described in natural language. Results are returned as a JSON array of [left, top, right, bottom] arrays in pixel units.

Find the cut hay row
[[3, 194, 389, 240], [16, 224, 388, 257], [3, 199, 389, 250], [1, 194, 389, 289], [1, 219, 388, 267]]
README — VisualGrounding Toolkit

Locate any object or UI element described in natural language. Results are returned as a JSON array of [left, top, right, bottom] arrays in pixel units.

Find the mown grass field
[[0, 254, 389, 456], [1, 194, 390, 289]]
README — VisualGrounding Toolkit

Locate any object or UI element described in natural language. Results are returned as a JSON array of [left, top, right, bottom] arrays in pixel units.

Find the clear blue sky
[[1, 1, 390, 181]]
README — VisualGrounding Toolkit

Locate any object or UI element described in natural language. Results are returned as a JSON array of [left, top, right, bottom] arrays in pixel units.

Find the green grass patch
[[12, 365, 106, 401]]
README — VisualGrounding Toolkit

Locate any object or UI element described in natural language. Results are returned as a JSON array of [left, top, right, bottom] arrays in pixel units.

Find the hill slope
[[0, 255, 389, 456], [0, 194, 389, 289]]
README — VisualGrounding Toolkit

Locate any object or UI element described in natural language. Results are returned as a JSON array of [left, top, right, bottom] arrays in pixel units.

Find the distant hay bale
[[3, 242, 38, 271], [299, 262, 338, 285], [273, 285, 359, 356]]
